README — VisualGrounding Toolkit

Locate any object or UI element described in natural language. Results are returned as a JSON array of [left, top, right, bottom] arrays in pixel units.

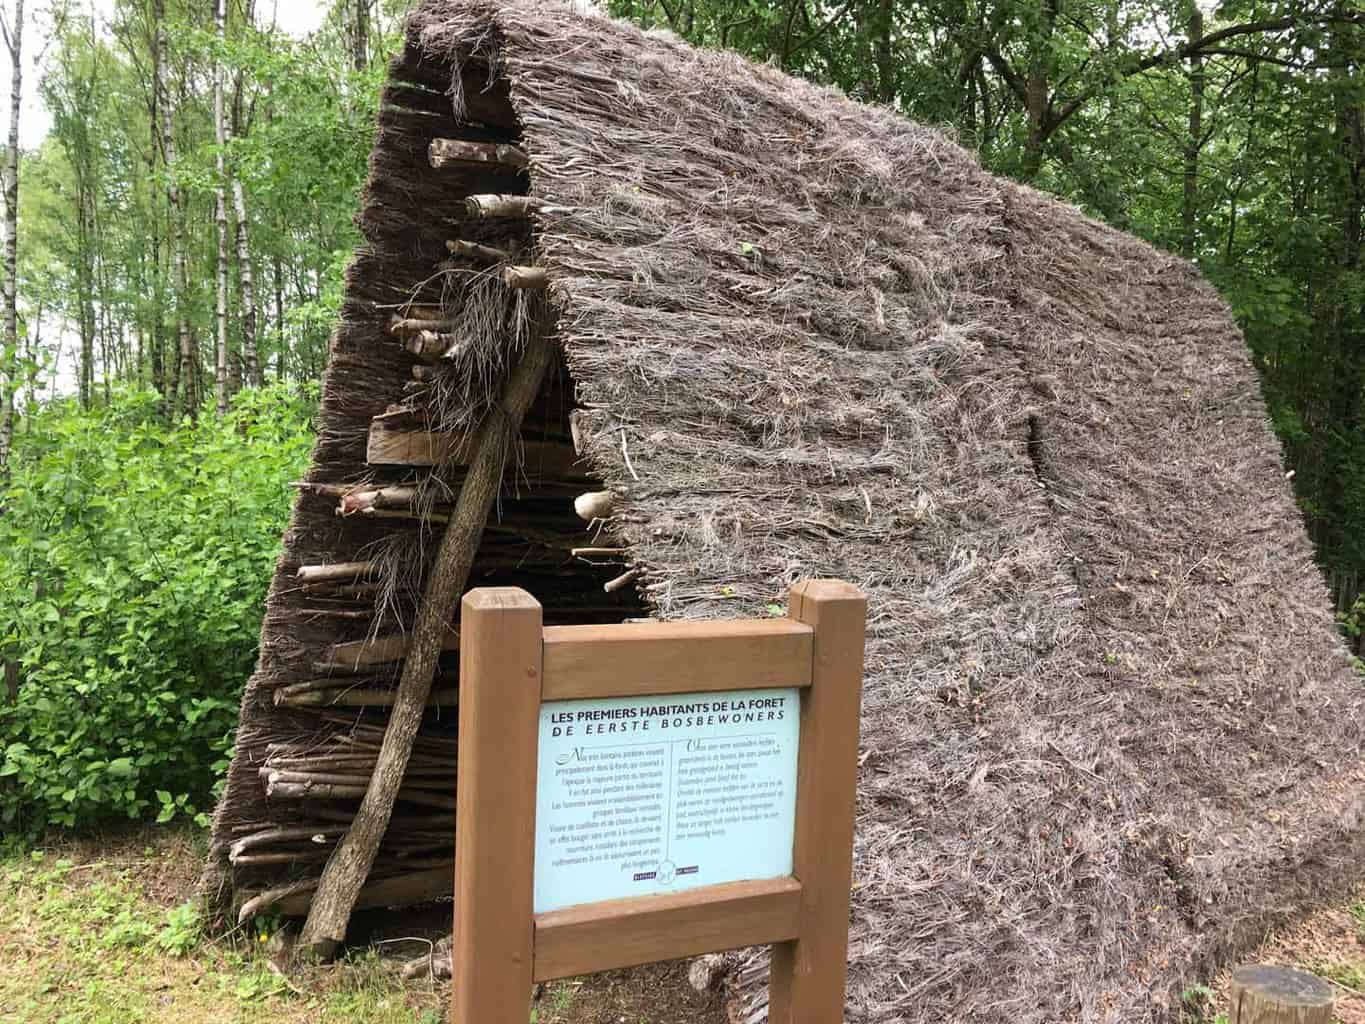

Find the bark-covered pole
[[0, 0, 24, 477], [155, 0, 194, 416], [297, 328, 557, 958], [212, 0, 229, 415], [228, 83, 259, 387]]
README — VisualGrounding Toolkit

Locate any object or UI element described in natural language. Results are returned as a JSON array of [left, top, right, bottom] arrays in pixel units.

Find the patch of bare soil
[[30, 821, 204, 906], [534, 962, 726, 1024]]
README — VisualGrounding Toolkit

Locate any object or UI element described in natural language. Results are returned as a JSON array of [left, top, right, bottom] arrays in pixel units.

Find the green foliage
[[0, 384, 315, 830], [157, 900, 204, 956]]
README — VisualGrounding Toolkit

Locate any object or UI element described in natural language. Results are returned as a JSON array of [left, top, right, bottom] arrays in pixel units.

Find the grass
[[0, 829, 443, 1024]]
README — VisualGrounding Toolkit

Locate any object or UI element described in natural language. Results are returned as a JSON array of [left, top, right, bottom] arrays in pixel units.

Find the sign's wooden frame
[[453, 579, 866, 1024]]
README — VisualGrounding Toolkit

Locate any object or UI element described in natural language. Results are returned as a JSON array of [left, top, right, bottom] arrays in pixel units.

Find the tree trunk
[[297, 328, 557, 959], [230, 181, 258, 387], [273, 248, 284, 378], [0, 0, 24, 476], [225, 40, 259, 389], [1180, 7, 1204, 259], [213, 0, 230, 415], [156, 0, 194, 417], [352, 0, 369, 72]]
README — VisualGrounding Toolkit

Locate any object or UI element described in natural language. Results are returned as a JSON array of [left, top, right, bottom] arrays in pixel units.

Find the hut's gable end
[[207, 24, 653, 933]]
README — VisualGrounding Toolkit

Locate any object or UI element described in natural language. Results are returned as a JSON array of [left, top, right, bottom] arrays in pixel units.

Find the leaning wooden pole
[[297, 329, 557, 958]]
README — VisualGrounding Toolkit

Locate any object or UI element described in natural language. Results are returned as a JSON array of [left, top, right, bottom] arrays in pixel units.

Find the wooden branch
[[389, 316, 455, 335], [296, 561, 378, 583], [429, 138, 528, 170], [574, 490, 615, 521], [316, 628, 460, 673], [502, 265, 547, 290], [230, 825, 346, 859], [461, 194, 547, 220], [275, 685, 458, 709], [249, 866, 454, 921], [262, 768, 451, 792], [231, 850, 333, 867], [292, 481, 354, 499], [405, 331, 463, 361], [446, 238, 516, 263], [603, 568, 642, 594], [337, 484, 421, 515], [571, 547, 626, 558], [264, 779, 457, 811], [298, 606, 377, 621], [297, 327, 558, 959], [353, 508, 451, 526]]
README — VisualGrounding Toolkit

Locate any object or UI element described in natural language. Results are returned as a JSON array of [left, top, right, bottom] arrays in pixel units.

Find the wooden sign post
[[453, 579, 866, 1024]]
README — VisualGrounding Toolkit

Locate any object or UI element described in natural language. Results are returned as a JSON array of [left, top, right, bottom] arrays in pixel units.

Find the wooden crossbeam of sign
[[452, 579, 867, 1024], [365, 420, 585, 479]]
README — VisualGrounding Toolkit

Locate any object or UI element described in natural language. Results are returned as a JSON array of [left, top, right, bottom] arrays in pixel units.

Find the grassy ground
[[0, 826, 446, 1024], [0, 825, 722, 1024], [2, 826, 1359, 1023]]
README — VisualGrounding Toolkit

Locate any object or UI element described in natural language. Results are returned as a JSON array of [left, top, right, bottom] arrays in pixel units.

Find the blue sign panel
[[532, 687, 801, 914]]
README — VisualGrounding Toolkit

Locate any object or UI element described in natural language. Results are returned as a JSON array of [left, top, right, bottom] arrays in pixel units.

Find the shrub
[[0, 384, 315, 830]]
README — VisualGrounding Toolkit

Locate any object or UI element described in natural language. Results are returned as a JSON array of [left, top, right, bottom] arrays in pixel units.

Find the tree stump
[[1228, 964, 1334, 1024]]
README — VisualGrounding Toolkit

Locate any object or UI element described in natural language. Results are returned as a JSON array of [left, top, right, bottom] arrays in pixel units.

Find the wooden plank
[[768, 580, 866, 1024], [540, 619, 814, 700], [366, 422, 584, 478], [452, 589, 543, 1024], [532, 877, 802, 982]]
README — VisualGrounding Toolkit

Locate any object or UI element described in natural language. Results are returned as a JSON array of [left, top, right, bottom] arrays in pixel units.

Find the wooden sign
[[453, 579, 866, 1024]]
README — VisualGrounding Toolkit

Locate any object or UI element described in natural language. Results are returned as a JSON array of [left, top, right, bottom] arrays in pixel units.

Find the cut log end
[[574, 490, 615, 522], [1229, 964, 1334, 1024], [502, 265, 547, 290]]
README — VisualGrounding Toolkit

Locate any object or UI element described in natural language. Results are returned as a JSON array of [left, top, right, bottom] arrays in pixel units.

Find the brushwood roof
[[209, 2, 1365, 1020]]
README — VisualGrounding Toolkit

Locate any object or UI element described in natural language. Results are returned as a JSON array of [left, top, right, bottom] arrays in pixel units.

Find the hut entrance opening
[[225, 54, 647, 929]]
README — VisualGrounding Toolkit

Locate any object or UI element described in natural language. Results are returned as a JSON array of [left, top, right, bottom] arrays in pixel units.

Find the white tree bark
[[155, 0, 194, 415], [0, 0, 25, 476], [213, 0, 229, 414]]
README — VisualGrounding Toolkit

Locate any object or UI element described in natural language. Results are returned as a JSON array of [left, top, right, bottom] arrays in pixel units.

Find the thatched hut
[[205, 1, 1365, 1019]]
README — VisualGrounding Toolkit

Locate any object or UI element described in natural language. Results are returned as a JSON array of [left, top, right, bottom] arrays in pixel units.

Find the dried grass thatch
[[206, 2, 1365, 1020]]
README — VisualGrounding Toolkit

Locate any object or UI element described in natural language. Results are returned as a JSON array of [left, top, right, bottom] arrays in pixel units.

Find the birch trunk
[[213, 0, 229, 414], [155, 0, 194, 416], [0, 0, 24, 476]]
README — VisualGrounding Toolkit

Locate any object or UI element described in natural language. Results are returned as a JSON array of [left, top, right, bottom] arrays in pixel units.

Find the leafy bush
[[0, 385, 315, 830]]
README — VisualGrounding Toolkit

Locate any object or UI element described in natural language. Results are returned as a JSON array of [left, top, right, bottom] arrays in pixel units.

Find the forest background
[[0, 0, 1360, 832]]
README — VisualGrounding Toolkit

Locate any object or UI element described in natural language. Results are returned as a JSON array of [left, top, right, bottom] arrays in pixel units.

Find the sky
[[5, 0, 331, 151]]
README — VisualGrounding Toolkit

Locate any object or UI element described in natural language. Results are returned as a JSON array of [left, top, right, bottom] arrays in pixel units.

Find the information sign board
[[533, 687, 800, 912], [452, 580, 866, 1024]]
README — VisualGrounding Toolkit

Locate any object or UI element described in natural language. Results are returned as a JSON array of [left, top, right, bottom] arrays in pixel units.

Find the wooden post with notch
[[769, 579, 866, 1024], [451, 579, 865, 1024], [451, 588, 543, 1023]]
